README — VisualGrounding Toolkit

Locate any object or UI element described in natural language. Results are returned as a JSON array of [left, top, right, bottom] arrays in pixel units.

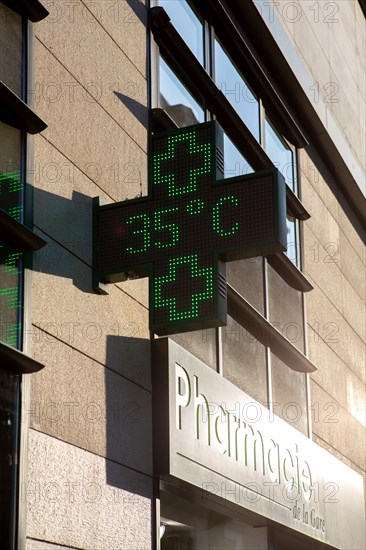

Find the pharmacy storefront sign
[[152, 339, 365, 549]]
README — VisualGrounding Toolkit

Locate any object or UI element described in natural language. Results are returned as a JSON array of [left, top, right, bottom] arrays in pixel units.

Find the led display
[[94, 121, 287, 335]]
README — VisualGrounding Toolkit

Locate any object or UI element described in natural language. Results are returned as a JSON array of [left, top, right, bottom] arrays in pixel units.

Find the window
[[264, 118, 296, 192], [0, 5, 23, 96], [158, 0, 204, 65], [159, 58, 204, 125], [214, 38, 260, 141], [223, 133, 253, 179], [151, 0, 308, 437], [264, 118, 299, 266]]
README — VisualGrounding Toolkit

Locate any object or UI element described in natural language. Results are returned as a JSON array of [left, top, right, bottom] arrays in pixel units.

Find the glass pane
[[267, 263, 305, 353], [0, 369, 20, 549], [0, 122, 23, 349], [271, 353, 308, 436], [286, 217, 299, 265], [214, 39, 260, 141], [161, 487, 269, 550], [159, 58, 204, 126], [169, 328, 216, 370], [0, 122, 22, 216], [264, 118, 295, 192], [158, 0, 204, 65], [222, 133, 253, 179], [0, 4, 23, 97], [264, 119, 299, 265], [227, 257, 264, 314], [222, 315, 268, 406], [0, 244, 22, 348]]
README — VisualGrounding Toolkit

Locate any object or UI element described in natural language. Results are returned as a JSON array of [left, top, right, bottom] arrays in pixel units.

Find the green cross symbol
[[154, 254, 214, 321], [153, 131, 211, 197]]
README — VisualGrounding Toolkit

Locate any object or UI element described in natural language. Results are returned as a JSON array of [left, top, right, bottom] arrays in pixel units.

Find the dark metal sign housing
[[93, 122, 287, 335]]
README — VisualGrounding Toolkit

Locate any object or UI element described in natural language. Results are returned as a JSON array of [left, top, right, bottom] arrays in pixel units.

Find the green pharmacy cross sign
[[93, 122, 287, 335]]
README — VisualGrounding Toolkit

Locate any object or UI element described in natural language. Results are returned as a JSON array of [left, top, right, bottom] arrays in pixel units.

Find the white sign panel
[[152, 338, 365, 549]]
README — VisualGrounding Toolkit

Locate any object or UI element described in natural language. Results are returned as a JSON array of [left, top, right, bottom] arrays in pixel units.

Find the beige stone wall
[[25, 1, 152, 548], [267, 0, 365, 174], [266, 0, 366, 507], [300, 145, 365, 485]]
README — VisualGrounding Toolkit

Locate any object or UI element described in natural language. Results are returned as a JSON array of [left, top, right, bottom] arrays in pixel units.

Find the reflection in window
[[158, 0, 204, 65], [264, 118, 296, 192], [159, 58, 204, 126], [223, 133, 253, 179], [0, 4, 23, 97], [170, 328, 216, 371], [270, 354, 308, 436], [214, 39, 260, 141], [222, 315, 268, 406], [286, 216, 299, 265], [161, 486, 268, 550], [264, 118, 299, 266], [267, 263, 305, 354], [0, 122, 23, 349], [0, 122, 23, 217]]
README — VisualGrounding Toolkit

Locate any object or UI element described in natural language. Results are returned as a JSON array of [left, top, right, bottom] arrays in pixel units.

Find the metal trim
[[286, 187, 310, 221], [0, 0, 48, 22], [0, 81, 47, 134], [267, 253, 313, 292], [0, 341, 44, 374], [227, 284, 317, 373], [150, 107, 178, 133], [263, 258, 273, 412], [0, 208, 46, 252]]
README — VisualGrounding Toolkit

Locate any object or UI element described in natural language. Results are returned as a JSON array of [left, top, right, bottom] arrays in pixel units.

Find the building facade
[[0, 0, 365, 549]]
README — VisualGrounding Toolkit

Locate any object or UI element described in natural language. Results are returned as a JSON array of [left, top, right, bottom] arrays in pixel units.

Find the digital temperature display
[[93, 122, 287, 335]]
